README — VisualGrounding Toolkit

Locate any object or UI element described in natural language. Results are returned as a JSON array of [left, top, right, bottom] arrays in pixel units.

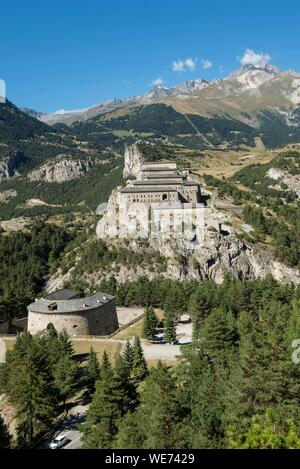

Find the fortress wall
[[28, 299, 119, 337], [28, 310, 89, 336], [120, 191, 179, 205], [86, 300, 119, 335], [181, 186, 200, 203]]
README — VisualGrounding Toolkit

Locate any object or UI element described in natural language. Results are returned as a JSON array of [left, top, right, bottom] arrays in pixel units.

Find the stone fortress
[[119, 160, 201, 205], [97, 159, 206, 241], [27, 289, 119, 337]]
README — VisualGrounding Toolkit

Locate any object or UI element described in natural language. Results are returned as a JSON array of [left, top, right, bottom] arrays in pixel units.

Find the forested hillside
[[0, 223, 75, 320], [71, 103, 257, 150], [0, 100, 104, 172], [0, 160, 124, 220], [1, 276, 300, 448]]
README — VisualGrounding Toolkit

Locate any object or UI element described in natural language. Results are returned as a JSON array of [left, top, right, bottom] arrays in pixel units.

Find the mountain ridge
[[21, 62, 300, 126]]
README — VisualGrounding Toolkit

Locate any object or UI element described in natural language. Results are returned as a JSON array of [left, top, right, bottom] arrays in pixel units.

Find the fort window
[[162, 194, 167, 200]]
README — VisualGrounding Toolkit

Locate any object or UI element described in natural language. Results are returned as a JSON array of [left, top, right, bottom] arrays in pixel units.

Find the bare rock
[[0, 153, 26, 179], [123, 142, 145, 178], [28, 156, 109, 183]]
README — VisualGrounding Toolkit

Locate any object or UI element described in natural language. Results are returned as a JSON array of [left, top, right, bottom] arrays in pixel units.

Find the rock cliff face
[[0, 153, 26, 179], [123, 142, 145, 178], [28, 156, 109, 183], [146, 230, 300, 285], [95, 190, 300, 285]]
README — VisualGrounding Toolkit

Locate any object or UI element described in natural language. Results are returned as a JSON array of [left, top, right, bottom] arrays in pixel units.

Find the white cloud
[[185, 58, 196, 71], [240, 49, 271, 68], [202, 59, 213, 70], [172, 59, 185, 72], [151, 77, 164, 86], [172, 58, 197, 72]]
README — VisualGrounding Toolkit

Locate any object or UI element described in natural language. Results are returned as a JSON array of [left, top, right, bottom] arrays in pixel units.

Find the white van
[[49, 434, 68, 449]]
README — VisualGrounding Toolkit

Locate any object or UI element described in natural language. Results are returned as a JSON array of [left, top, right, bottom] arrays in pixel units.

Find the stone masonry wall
[[28, 299, 119, 337]]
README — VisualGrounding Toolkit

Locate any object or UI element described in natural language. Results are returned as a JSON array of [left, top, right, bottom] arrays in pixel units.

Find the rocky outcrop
[[123, 142, 145, 178], [266, 167, 300, 198], [0, 153, 26, 179], [0, 189, 17, 204], [147, 230, 300, 285], [28, 156, 109, 183]]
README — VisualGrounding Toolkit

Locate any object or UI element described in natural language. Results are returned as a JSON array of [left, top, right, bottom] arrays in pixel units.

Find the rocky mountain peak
[[227, 63, 280, 89], [174, 78, 209, 94]]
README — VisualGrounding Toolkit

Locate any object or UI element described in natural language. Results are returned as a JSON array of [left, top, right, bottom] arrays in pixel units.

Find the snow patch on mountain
[[227, 64, 279, 90]]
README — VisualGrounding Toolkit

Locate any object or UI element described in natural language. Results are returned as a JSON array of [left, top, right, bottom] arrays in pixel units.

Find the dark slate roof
[[144, 172, 181, 179], [28, 292, 115, 314], [120, 186, 178, 193], [133, 179, 182, 186], [141, 168, 179, 173], [141, 160, 175, 165], [44, 289, 81, 301]]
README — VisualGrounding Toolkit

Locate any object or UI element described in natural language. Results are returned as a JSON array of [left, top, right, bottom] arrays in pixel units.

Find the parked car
[[49, 434, 68, 449]]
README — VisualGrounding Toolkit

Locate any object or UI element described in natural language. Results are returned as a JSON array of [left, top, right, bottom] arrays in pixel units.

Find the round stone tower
[[27, 289, 119, 337]]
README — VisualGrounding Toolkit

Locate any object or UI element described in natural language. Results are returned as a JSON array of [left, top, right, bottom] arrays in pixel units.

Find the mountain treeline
[[0, 223, 73, 320]]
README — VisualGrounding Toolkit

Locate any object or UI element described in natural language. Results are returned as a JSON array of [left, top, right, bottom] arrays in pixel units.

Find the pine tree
[[84, 348, 101, 396], [115, 411, 145, 449], [106, 276, 117, 295], [9, 335, 57, 447], [121, 340, 133, 374], [188, 283, 216, 339], [177, 339, 226, 448], [137, 362, 183, 448], [227, 407, 300, 449], [164, 313, 176, 343], [188, 355, 224, 448], [57, 329, 74, 356], [164, 288, 181, 320], [200, 307, 236, 371], [142, 306, 156, 340], [44, 328, 74, 371], [81, 371, 130, 448], [114, 354, 129, 382], [131, 336, 148, 381], [223, 301, 291, 428], [101, 351, 112, 375], [0, 415, 11, 449], [53, 354, 79, 406]]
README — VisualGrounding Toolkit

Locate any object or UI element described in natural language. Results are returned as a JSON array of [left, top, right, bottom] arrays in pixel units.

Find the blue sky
[[0, 0, 299, 112]]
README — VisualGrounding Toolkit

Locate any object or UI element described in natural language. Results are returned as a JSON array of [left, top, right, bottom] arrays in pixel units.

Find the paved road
[[39, 408, 87, 450], [141, 318, 192, 361], [62, 428, 82, 449], [142, 342, 181, 360], [59, 410, 86, 449]]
